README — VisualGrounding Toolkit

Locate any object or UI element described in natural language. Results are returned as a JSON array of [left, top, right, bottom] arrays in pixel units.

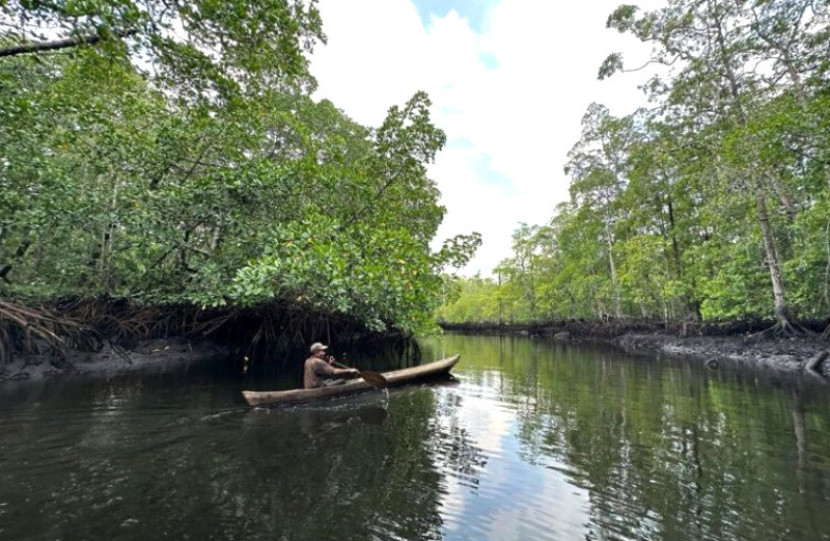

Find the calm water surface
[[1, 333, 829, 541]]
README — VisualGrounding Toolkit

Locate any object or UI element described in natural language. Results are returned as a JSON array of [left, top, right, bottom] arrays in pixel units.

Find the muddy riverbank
[[441, 320, 830, 379], [4, 318, 829, 385], [0, 338, 234, 384], [0, 298, 417, 385]]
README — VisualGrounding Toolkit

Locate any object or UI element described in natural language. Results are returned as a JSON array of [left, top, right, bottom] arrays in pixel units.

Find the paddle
[[330, 358, 388, 389]]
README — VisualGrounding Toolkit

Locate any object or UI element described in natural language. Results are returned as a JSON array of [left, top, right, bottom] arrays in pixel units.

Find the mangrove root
[[749, 317, 815, 341], [0, 299, 122, 372], [804, 350, 829, 380]]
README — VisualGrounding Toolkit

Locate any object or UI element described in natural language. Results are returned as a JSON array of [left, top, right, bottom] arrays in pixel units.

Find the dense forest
[[0, 1, 480, 365], [440, 0, 830, 335]]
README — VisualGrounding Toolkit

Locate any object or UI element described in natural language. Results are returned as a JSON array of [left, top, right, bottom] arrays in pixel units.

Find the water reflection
[[422, 333, 830, 541], [0, 377, 484, 541], [1, 334, 829, 541]]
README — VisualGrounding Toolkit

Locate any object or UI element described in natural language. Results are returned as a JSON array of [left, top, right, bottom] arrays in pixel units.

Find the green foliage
[[230, 214, 444, 333], [0, 5, 480, 336], [0, 0, 325, 96], [440, 0, 830, 325], [437, 275, 502, 324]]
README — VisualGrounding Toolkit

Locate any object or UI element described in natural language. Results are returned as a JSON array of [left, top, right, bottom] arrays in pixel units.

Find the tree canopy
[[440, 0, 830, 331], [0, 2, 480, 337]]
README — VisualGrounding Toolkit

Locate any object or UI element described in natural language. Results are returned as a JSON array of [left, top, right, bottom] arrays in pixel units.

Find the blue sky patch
[[478, 51, 498, 70], [448, 136, 474, 148], [412, 0, 495, 34], [473, 154, 516, 195]]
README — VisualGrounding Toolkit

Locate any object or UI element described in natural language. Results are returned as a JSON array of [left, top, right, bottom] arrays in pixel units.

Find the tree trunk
[[667, 198, 683, 278], [0, 235, 32, 283], [710, 0, 792, 327], [98, 171, 120, 292], [754, 177, 790, 326], [764, 172, 797, 222], [604, 220, 621, 318]]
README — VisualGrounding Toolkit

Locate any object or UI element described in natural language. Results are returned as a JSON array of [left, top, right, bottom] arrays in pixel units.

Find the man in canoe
[[304, 342, 359, 389]]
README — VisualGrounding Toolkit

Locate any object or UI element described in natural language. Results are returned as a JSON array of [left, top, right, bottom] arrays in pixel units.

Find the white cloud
[[310, 0, 661, 276]]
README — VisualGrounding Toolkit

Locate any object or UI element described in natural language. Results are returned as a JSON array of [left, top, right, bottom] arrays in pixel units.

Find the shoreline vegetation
[[2, 293, 827, 385], [0, 2, 479, 385], [440, 319, 830, 380], [0, 298, 421, 384]]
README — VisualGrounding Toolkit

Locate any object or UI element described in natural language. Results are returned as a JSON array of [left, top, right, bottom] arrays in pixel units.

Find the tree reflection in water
[[227, 388, 487, 541], [422, 333, 830, 541]]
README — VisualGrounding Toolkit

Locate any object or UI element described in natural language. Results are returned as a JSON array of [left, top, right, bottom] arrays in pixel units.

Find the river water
[[1, 333, 829, 541]]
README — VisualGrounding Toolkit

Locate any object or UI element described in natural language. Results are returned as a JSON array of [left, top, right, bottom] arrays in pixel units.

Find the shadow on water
[[0, 369, 478, 541], [242, 378, 462, 432], [243, 397, 390, 432]]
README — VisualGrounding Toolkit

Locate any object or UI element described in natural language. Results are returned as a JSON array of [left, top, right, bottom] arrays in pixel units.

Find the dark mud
[[441, 320, 830, 380], [0, 338, 233, 384]]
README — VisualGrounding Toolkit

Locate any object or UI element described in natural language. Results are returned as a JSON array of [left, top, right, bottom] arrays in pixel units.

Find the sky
[[309, 0, 662, 277]]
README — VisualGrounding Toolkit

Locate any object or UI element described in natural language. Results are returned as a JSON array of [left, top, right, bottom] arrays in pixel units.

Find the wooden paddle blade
[[360, 370, 388, 389], [330, 359, 387, 388]]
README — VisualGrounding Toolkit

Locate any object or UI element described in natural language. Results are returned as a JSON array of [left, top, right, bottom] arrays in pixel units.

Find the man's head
[[309, 342, 328, 356]]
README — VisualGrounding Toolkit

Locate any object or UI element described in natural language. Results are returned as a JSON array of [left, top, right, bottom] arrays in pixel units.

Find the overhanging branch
[[0, 29, 137, 58]]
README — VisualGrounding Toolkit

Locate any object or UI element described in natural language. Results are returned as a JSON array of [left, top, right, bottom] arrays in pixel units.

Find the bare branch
[[0, 29, 136, 58]]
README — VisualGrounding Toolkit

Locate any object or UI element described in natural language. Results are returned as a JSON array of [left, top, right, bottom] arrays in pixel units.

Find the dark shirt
[[303, 356, 336, 389]]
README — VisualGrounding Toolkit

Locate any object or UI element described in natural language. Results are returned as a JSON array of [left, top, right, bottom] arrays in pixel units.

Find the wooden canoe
[[242, 354, 461, 406]]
